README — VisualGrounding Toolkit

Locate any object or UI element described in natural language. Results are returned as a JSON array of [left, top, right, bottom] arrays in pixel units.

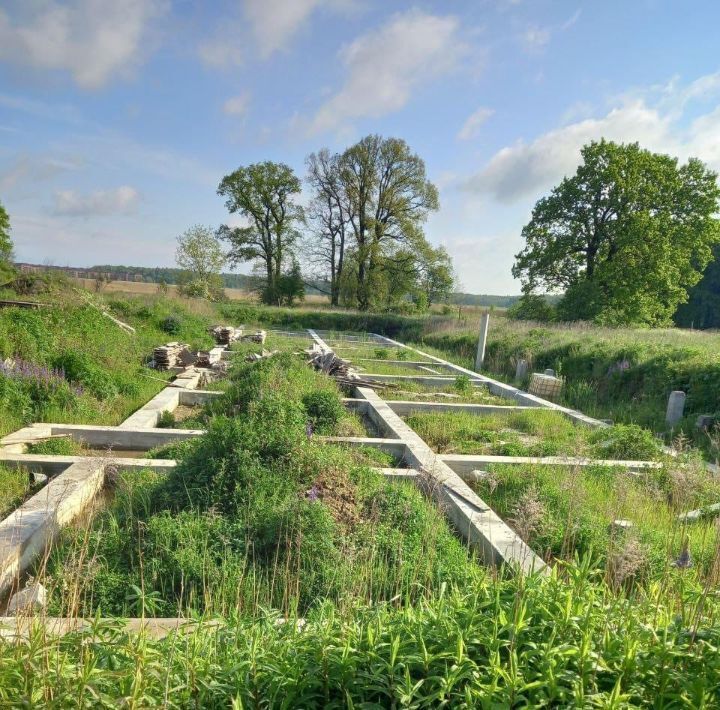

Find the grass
[[0, 463, 30, 518], [406, 409, 664, 459], [3, 569, 720, 706], [40, 349, 480, 618], [473, 460, 720, 583], [0, 290, 219, 438], [378, 379, 513, 405]]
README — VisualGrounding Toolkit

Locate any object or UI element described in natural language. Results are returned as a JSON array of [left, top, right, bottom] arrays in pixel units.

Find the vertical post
[[515, 359, 528, 382], [475, 311, 490, 371], [666, 391, 686, 427]]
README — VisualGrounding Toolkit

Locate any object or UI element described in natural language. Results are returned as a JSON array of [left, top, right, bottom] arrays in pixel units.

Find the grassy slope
[[0, 290, 218, 437]]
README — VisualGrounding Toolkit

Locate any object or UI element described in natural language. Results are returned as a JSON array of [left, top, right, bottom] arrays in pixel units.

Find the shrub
[[159, 315, 182, 335], [302, 390, 345, 434], [52, 350, 118, 401], [157, 410, 176, 428], [590, 424, 663, 460]]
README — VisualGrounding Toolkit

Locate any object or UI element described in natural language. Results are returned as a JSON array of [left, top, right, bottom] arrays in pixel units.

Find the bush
[[590, 424, 663, 460], [302, 390, 345, 434], [52, 350, 118, 401], [507, 294, 556, 322], [159, 315, 182, 335]]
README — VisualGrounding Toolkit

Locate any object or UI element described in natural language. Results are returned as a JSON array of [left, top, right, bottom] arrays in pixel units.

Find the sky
[[1, 1, 720, 294]]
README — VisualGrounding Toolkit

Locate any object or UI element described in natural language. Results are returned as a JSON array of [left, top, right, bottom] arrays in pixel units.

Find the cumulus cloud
[[457, 107, 494, 140], [310, 10, 465, 134], [223, 93, 250, 115], [0, 0, 168, 89], [244, 0, 326, 57], [54, 186, 141, 216], [465, 72, 720, 203]]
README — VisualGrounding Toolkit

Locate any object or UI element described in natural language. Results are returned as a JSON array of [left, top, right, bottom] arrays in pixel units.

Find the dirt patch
[[306, 468, 359, 530]]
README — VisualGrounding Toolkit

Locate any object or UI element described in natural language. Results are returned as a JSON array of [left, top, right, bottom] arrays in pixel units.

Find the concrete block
[[515, 359, 528, 381], [7, 583, 46, 615], [609, 519, 633, 534], [666, 391, 686, 427], [696, 415, 716, 431]]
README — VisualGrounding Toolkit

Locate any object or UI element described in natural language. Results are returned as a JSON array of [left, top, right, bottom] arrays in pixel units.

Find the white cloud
[[198, 38, 243, 69], [310, 10, 465, 134], [244, 0, 325, 57], [223, 93, 251, 116], [465, 71, 720, 203], [54, 186, 141, 216], [0, 0, 168, 89], [457, 107, 494, 140]]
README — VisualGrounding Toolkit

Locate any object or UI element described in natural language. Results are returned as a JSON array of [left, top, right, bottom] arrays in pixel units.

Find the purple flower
[[305, 421, 314, 439], [306, 485, 319, 502]]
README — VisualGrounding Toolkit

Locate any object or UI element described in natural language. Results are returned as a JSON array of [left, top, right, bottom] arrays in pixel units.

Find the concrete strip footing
[[385, 401, 534, 416], [356, 386, 546, 575], [0, 453, 176, 475], [0, 616, 221, 640], [320, 436, 406, 458], [440, 453, 661, 474], [43, 424, 203, 451], [0, 460, 105, 594]]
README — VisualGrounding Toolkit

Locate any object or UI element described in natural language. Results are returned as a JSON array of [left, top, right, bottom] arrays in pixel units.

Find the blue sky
[[1, 0, 720, 294]]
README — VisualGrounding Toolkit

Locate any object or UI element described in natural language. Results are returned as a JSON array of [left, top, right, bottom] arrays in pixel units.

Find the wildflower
[[305, 421, 314, 439], [306, 485, 319, 502], [673, 534, 692, 569]]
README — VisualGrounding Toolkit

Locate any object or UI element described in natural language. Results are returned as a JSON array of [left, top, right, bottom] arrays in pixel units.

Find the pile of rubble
[[245, 349, 279, 362], [210, 326, 243, 346]]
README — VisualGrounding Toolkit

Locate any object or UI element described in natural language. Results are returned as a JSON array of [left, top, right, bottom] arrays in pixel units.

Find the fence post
[[666, 391, 686, 427], [475, 312, 490, 371]]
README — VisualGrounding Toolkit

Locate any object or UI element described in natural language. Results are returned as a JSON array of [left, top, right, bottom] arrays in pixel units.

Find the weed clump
[[302, 390, 345, 434]]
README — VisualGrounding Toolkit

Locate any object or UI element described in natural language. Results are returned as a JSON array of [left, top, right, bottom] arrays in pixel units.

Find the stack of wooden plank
[[210, 326, 243, 345], [243, 330, 267, 344], [153, 342, 192, 370]]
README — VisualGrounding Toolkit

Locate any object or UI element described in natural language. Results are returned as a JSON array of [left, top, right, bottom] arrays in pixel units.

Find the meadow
[[2, 285, 720, 705]]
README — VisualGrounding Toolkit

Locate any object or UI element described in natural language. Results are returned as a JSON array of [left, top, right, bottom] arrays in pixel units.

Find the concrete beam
[[356, 386, 546, 575], [178, 389, 223, 406], [440, 453, 661, 474], [386, 401, 534, 416], [119, 387, 180, 429], [0, 453, 176, 475], [0, 460, 105, 594], [45, 424, 202, 451], [319, 436, 406, 458], [377, 468, 420, 481], [0, 616, 221, 640]]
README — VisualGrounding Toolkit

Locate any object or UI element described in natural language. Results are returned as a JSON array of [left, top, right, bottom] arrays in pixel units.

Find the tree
[[513, 140, 720, 326], [217, 162, 303, 305], [175, 225, 226, 300], [0, 201, 11, 264], [675, 244, 720, 328], [337, 135, 439, 310], [305, 149, 348, 306], [416, 244, 455, 306], [276, 259, 305, 306], [0, 201, 14, 285]]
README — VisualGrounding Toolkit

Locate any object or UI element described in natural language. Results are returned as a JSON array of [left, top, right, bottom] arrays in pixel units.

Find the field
[[1, 289, 720, 705]]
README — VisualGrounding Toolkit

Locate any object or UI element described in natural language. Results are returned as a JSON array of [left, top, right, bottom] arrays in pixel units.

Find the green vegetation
[[473, 459, 720, 582], [4, 569, 720, 706], [43, 351, 479, 617], [175, 224, 226, 300], [514, 140, 720, 326], [406, 409, 663, 459], [0, 293, 216, 437], [0, 463, 30, 518]]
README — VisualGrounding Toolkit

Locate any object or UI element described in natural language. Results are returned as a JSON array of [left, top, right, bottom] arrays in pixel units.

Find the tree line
[[194, 134, 454, 311]]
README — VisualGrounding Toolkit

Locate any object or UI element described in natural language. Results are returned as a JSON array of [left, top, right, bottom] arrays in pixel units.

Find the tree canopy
[[217, 162, 303, 305], [305, 135, 445, 311], [175, 225, 226, 300], [513, 140, 720, 326], [0, 201, 12, 264]]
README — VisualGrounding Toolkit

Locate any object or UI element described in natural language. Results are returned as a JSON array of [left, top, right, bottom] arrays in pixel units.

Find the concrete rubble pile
[[245, 349, 279, 362], [210, 326, 244, 346]]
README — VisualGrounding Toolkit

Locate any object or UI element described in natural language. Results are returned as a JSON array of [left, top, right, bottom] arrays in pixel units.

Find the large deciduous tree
[[305, 149, 348, 306], [217, 162, 303, 305], [513, 140, 720, 326], [307, 135, 440, 311], [175, 225, 226, 300]]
